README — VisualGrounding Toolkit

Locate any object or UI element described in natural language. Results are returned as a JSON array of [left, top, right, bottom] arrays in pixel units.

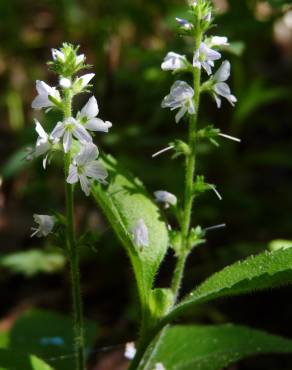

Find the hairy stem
[[64, 90, 86, 370]]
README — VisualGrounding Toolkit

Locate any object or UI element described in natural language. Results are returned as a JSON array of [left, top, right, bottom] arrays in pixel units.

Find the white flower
[[77, 96, 112, 133], [59, 77, 72, 88], [212, 61, 237, 108], [209, 36, 229, 47], [193, 42, 221, 75], [161, 81, 195, 123], [66, 143, 107, 196], [154, 364, 166, 370], [76, 73, 95, 89], [51, 117, 92, 153], [31, 214, 55, 238], [34, 119, 58, 168], [76, 54, 85, 65], [51, 48, 65, 62], [154, 191, 177, 208], [132, 219, 149, 249], [175, 17, 193, 30], [31, 80, 61, 110], [161, 52, 188, 72], [124, 342, 136, 360]]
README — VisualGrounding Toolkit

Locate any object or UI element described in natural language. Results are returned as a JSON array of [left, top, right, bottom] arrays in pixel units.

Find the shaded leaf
[[0, 249, 66, 277], [0, 349, 53, 370], [150, 324, 292, 370], [9, 309, 97, 370]]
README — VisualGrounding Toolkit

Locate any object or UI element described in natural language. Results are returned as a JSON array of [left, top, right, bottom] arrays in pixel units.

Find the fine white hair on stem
[[211, 185, 222, 200], [204, 223, 227, 232], [219, 133, 241, 143], [152, 145, 174, 158]]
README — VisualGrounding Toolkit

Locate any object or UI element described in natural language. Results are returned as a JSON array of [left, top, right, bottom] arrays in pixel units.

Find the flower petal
[[66, 164, 78, 184], [75, 143, 99, 165], [79, 73, 95, 88], [80, 96, 99, 119], [84, 161, 108, 180], [214, 60, 230, 82], [85, 118, 112, 132], [51, 122, 65, 139], [73, 123, 92, 143], [63, 130, 72, 153], [79, 173, 91, 196]]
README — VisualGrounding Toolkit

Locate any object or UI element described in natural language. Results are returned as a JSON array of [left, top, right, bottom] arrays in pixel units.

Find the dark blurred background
[[0, 0, 292, 369]]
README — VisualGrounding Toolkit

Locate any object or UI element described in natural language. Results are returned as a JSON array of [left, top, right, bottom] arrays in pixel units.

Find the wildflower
[[66, 143, 107, 196], [31, 80, 61, 110], [51, 117, 92, 153], [59, 77, 72, 89], [132, 219, 149, 249], [52, 47, 85, 65], [162, 81, 195, 123], [154, 363, 166, 370], [31, 214, 55, 237], [34, 119, 58, 168], [154, 191, 177, 208], [209, 36, 229, 47], [124, 342, 136, 360], [212, 61, 237, 108], [77, 96, 112, 132], [175, 17, 193, 30], [193, 42, 221, 75], [75, 73, 95, 89], [161, 52, 188, 72]]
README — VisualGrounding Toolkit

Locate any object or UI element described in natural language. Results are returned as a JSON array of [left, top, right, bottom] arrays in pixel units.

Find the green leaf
[[9, 309, 97, 370], [91, 155, 168, 309], [0, 249, 66, 277], [0, 349, 53, 370], [165, 249, 292, 323], [269, 239, 292, 252], [150, 324, 292, 370]]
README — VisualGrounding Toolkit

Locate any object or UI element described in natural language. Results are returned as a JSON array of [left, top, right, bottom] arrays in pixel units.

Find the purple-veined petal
[[66, 164, 79, 184], [63, 130, 72, 153], [79, 173, 91, 196], [75, 143, 99, 165], [84, 161, 108, 180], [51, 122, 65, 140], [73, 123, 92, 143]]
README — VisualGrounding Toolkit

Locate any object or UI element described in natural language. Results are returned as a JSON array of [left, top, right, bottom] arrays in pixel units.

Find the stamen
[[204, 223, 226, 232], [219, 133, 241, 143], [152, 145, 174, 158], [211, 185, 222, 200]]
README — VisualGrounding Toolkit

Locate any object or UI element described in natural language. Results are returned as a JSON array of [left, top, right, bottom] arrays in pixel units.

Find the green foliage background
[[0, 0, 292, 368]]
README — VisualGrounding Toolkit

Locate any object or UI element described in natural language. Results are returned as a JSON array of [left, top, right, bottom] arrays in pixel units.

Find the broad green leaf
[[91, 155, 168, 309], [0, 349, 53, 370], [9, 309, 97, 370], [166, 249, 292, 323], [0, 249, 66, 277], [150, 324, 292, 370]]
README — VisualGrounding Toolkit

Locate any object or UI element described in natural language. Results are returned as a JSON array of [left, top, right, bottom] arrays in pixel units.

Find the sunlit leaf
[[150, 324, 292, 370], [0, 348, 53, 370]]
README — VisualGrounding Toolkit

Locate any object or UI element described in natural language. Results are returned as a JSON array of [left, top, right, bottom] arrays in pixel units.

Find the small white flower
[[154, 363, 166, 370], [154, 191, 177, 208], [31, 80, 61, 110], [162, 80, 195, 123], [132, 219, 149, 249], [161, 52, 188, 72], [77, 96, 112, 133], [212, 61, 237, 108], [66, 143, 107, 196], [31, 214, 55, 238], [76, 54, 85, 65], [124, 342, 136, 360], [193, 42, 221, 75], [76, 73, 95, 89], [209, 36, 229, 47], [51, 48, 65, 62], [34, 119, 58, 168], [175, 17, 193, 30], [51, 117, 92, 153], [59, 77, 72, 89]]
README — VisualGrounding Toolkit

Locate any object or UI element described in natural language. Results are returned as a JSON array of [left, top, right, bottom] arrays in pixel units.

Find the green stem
[[129, 20, 203, 370], [63, 90, 86, 370]]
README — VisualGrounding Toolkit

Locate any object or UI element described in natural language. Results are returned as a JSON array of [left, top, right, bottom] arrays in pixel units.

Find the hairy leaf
[[92, 155, 168, 308], [150, 324, 292, 370], [165, 249, 292, 322], [0, 349, 53, 370]]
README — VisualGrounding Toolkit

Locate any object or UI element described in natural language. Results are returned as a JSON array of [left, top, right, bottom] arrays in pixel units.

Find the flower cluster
[[161, 0, 236, 123], [30, 43, 112, 236]]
